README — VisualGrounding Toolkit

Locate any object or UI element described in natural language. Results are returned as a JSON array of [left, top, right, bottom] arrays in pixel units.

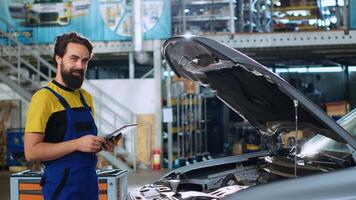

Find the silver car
[[129, 36, 356, 200]]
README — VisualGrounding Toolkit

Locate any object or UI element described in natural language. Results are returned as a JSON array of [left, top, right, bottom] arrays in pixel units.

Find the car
[[9, 0, 90, 26], [128, 36, 356, 200]]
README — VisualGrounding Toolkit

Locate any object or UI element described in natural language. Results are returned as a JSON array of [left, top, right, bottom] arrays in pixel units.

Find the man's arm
[[24, 132, 105, 162]]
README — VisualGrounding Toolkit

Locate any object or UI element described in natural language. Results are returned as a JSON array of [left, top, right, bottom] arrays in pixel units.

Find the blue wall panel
[[350, 0, 356, 29], [0, 0, 171, 44]]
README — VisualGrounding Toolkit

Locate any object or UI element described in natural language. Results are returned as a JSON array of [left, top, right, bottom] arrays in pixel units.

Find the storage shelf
[[172, 0, 235, 6], [272, 5, 318, 12], [172, 15, 232, 22], [273, 15, 318, 21]]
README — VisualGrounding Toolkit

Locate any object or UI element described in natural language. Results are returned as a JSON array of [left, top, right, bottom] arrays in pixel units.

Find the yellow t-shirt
[[25, 81, 95, 142]]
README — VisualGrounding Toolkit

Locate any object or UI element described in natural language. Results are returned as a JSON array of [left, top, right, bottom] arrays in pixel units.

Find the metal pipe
[[129, 52, 135, 79], [189, 93, 193, 157], [229, 0, 236, 34], [182, 0, 186, 33], [294, 100, 299, 178], [204, 96, 208, 153], [198, 94, 203, 153], [194, 94, 198, 155], [177, 93, 180, 158], [166, 66, 173, 169], [182, 93, 187, 158]]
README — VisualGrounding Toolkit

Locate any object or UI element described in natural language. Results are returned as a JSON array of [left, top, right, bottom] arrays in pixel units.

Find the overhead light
[[275, 68, 289, 73], [288, 67, 308, 73], [275, 66, 343, 74], [308, 66, 342, 72], [349, 66, 356, 72]]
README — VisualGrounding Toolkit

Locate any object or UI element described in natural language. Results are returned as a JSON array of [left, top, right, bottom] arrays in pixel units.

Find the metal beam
[[153, 40, 162, 151], [209, 30, 356, 49], [2, 31, 356, 55]]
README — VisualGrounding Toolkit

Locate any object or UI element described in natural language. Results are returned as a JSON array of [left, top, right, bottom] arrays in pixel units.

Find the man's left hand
[[101, 135, 121, 151]]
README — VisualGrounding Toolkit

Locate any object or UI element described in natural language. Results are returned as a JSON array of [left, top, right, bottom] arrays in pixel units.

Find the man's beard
[[60, 64, 85, 90]]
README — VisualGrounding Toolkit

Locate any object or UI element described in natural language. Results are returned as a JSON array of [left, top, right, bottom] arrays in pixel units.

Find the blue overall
[[41, 86, 99, 200]]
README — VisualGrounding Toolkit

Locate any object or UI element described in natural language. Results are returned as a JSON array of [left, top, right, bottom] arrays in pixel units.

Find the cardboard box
[[325, 101, 349, 117]]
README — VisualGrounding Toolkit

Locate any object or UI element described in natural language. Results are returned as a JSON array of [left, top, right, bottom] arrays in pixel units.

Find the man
[[24, 32, 116, 200]]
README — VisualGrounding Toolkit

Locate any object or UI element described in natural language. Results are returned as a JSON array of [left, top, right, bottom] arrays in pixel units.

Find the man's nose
[[75, 60, 84, 68]]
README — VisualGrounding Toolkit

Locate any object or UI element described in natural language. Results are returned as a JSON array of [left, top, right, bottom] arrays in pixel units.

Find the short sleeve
[[24, 90, 53, 134]]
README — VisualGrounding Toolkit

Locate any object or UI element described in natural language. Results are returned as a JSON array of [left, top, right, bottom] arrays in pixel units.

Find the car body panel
[[223, 166, 356, 200], [160, 151, 270, 179]]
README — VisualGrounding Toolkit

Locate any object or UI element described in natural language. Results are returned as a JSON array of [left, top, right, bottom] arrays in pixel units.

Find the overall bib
[[41, 86, 99, 200]]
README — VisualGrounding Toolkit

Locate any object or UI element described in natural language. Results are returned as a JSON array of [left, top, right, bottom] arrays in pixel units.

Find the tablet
[[103, 123, 138, 140]]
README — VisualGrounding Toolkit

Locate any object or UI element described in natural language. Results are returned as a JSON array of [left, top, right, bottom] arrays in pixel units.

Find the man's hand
[[75, 135, 106, 153], [102, 134, 122, 152]]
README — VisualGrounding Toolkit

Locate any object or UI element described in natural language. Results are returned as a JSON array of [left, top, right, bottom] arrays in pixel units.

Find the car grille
[[39, 13, 58, 22]]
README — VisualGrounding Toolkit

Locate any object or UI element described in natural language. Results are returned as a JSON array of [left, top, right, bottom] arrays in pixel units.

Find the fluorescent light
[[308, 67, 342, 72], [288, 67, 308, 73], [349, 66, 356, 72], [275, 66, 343, 74], [275, 68, 288, 73]]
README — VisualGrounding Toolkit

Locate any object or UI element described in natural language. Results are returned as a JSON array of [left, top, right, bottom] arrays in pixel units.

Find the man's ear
[[55, 55, 62, 66]]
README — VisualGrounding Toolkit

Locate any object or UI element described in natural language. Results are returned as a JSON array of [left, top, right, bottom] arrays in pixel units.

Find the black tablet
[[104, 123, 138, 140]]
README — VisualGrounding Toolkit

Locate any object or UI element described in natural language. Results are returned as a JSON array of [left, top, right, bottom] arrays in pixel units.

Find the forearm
[[25, 139, 78, 162]]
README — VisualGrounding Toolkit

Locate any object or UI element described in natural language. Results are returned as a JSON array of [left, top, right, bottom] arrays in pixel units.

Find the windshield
[[301, 109, 356, 156]]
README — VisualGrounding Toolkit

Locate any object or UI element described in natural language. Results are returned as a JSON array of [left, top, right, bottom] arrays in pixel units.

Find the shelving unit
[[317, 0, 346, 30], [162, 80, 211, 168], [171, 0, 236, 35], [237, 0, 273, 32], [272, 4, 319, 32]]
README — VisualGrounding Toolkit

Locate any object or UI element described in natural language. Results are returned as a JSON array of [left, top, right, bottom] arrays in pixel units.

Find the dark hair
[[53, 32, 93, 67]]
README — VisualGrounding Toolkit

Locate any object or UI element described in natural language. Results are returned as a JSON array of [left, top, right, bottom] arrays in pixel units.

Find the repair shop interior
[[1, 0, 356, 199]]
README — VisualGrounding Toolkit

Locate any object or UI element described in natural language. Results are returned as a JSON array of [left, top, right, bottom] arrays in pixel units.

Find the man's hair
[[53, 32, 93, 67]]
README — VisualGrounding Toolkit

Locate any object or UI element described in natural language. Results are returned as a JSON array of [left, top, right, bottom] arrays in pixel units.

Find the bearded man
[[24, 32, 116, 200]]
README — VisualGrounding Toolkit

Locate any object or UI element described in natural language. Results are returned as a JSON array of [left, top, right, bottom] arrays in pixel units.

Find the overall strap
[[78, 90, 89, 108], [42, 86, 71, 109]]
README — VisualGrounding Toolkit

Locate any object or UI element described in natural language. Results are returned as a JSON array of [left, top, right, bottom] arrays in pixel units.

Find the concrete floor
[[0, 168, 167, 200]]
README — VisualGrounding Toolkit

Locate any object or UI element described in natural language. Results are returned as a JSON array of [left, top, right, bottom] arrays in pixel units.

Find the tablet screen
[[104, 123, 138, 139]]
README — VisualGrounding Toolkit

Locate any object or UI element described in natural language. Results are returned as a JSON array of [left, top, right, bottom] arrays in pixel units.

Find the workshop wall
[[350, 0, 356, 29], [84, 78, 156, 115], [0, 0, 171, 44]]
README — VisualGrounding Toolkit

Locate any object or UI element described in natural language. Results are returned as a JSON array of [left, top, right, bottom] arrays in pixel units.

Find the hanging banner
[[0, 0, 171, 44]]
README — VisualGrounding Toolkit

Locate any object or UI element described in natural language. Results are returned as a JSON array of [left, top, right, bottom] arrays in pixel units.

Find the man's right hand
[[75, 135, 105, 153]]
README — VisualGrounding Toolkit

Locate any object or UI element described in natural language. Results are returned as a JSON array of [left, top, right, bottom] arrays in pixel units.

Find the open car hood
[[162, 36, 356, 148]]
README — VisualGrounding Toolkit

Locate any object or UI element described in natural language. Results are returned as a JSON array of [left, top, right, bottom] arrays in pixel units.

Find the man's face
[[57, 43, 90, 90]]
